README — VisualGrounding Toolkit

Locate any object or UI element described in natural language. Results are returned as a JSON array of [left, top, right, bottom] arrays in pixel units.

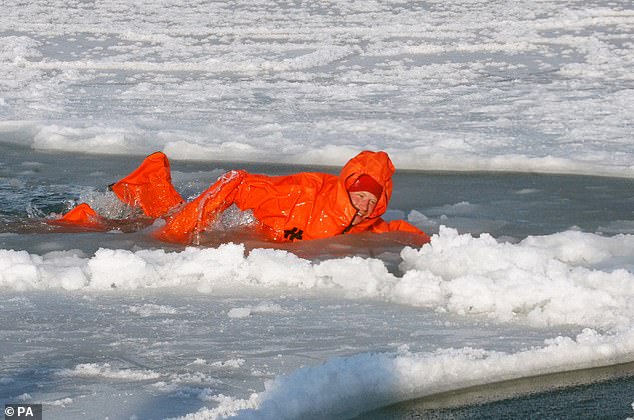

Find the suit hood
[[339, 150, 395, 218]]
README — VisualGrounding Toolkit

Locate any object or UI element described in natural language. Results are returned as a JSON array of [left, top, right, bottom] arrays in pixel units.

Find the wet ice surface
[[3, 290, 567, 420]]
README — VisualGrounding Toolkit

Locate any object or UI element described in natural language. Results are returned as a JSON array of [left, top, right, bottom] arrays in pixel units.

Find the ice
[[3, 210, 634, 417], [128, 303, 179, 317], [58, 363, 161, 381], [227, 303, 286, 319], [2, 228, 633, 332], [186, 328, 634, 419], [1, 1, 633, 176]]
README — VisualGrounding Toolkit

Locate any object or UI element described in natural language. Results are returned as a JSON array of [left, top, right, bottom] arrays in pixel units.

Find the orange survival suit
[[57, 151, 430, 244]]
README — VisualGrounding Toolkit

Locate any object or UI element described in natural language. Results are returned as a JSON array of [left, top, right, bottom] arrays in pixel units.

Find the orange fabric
[[110, 151, 183, 218], [156, 170, 245, 243], [53, 150, 431, 245], [155, 169, 356, 243], [348, 218, 431, 242], [50, 203, 106, 229], [156, 150, 431, 245]]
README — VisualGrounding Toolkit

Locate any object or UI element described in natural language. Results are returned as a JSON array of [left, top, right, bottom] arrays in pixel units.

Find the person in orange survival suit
[[55, 150, 431, 245]]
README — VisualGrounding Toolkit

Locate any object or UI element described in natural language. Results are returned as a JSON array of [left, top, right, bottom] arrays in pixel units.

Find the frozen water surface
[[1, 0, 632, 175], [2, 290, 562, 419], [1, 0, 634, 419]]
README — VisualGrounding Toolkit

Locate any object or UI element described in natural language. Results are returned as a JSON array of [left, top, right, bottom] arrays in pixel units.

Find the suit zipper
[[343, 217, 355, 234]]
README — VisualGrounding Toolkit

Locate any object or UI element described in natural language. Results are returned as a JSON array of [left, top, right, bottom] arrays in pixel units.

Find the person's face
[[349, 191, 378, 225]]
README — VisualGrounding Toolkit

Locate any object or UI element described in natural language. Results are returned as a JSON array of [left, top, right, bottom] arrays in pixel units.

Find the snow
[[3, 227, 634, 417], [1, 0, 634, 418], [2, 228, 634, 332], [0, 0, 633, 176], [227, 304, 286, 319], [228, 329, 634, 419], [58, 363, 162, 381]]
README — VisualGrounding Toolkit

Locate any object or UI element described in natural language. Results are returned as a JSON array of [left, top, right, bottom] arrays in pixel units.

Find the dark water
[[393, 170, 634, 240], [361, 363, 634, 419], [2, 141, 634, 242]]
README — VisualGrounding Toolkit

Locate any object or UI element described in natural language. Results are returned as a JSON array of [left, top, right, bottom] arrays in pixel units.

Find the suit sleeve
[[349, 217, 431, 244], [383, 220, 431, 243], [155, 170, 246, 243]]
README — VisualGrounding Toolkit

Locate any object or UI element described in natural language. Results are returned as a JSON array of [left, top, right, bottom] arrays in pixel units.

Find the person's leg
[[109, 152, 184, 218]]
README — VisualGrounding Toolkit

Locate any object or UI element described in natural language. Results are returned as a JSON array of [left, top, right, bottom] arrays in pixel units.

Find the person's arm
[[155, 170, 246, 243], [380, 220, 431, 244], [348, 217, 431, 244]]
